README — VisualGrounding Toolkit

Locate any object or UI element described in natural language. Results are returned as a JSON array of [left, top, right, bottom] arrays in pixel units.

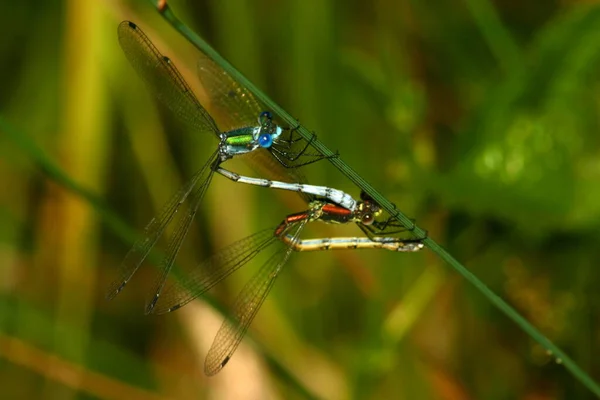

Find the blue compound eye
[[258, 133, 273, 148]]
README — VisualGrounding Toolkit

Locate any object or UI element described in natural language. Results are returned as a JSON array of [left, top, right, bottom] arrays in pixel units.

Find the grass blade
[[147, 1, 600, 396]]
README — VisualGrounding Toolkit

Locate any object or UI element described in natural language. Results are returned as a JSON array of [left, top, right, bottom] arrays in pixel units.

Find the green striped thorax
[[218, 111, 283, 161]]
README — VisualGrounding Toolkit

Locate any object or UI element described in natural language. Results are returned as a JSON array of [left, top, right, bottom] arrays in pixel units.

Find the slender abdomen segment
[[281, 236, 424, 252], [215, 168, 357, 211]]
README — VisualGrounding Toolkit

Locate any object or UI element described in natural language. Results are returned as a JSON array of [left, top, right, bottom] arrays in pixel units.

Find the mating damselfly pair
[[107, 21, 425, 376]]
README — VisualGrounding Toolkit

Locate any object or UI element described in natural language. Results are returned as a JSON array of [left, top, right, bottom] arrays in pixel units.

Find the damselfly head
[[356, 200, 382, 226], [256, 111, 283, 148]]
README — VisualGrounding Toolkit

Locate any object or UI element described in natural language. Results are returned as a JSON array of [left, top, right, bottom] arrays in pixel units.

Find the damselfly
[[107, 22, 344, 311], [148, 190, 424, 375]]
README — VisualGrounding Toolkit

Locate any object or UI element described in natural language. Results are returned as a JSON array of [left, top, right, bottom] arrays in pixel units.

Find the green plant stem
[[149, 1, 600, 396]]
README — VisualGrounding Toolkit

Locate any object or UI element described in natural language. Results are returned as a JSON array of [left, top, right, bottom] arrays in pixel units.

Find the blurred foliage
[[1, 0, 600, 399]]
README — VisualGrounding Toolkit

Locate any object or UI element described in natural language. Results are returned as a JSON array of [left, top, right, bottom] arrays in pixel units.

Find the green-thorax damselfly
[[107, 21, 342, 312]]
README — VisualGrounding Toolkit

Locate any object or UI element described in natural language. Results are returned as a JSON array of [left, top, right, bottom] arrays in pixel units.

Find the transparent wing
[[118, 21, 220, 136], [196, 52, 262, 132], [106, 151, 217, 300], [196, 41, 329, 183], [203, 219, 306, 376], [144, 158, 217, 313], [150, 228, 277, 315]]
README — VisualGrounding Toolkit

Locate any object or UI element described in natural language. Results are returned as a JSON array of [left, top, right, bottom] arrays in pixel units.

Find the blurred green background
[[1, 0, 600, 399]]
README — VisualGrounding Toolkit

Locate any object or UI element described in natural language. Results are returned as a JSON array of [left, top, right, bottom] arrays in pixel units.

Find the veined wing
[[203, 218, 307, 375], [144, 158, 217, 314], [196, 44, 325, 185], [149, 228, 277, 315], [106, 151, 217, 300], [118, 21, 220, 136], [196, 51, 262, 132]]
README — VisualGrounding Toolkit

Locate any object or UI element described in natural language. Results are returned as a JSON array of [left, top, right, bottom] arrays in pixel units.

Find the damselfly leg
[[263, 114, 335, 168], [352, 190, 427, 240]]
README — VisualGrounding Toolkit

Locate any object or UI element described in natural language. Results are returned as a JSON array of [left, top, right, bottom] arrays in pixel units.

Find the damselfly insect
[[148, 191, 424, 375], [107, 21, 345, 311]]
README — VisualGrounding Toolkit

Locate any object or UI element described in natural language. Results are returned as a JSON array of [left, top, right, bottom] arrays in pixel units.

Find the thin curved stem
[[147, 1, 600, 396]]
